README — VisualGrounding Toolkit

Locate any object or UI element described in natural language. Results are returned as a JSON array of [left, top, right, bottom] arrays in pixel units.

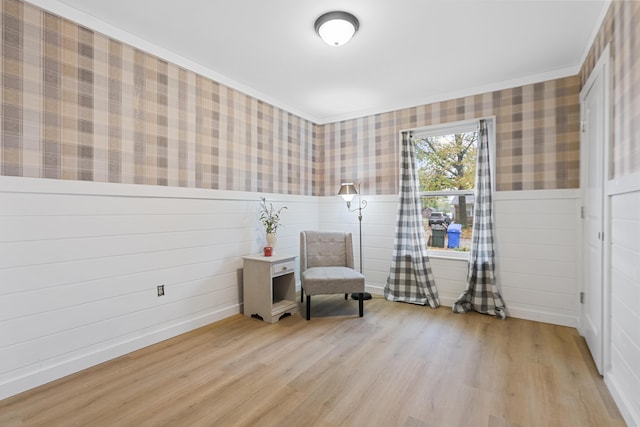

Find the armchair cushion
[[302, 266, 365, 296]]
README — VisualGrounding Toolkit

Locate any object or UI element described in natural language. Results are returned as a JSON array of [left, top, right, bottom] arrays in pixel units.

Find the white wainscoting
[[0, 178, 586, 401], [494, 190, 581, 327], [320, 190, 581, 327], [605, 173, 640, 427], [0, 176, 318, 400]]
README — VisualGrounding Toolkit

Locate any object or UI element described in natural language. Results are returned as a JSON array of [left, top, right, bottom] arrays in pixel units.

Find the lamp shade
[[314, 11, 359, 47], [338, 182, 358, 202]]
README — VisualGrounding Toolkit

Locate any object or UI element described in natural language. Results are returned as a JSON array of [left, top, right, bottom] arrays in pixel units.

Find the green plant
[[259, 197, 287, 234]]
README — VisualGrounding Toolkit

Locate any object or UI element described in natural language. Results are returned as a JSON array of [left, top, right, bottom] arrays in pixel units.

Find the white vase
[[266, 232, 277, 249]]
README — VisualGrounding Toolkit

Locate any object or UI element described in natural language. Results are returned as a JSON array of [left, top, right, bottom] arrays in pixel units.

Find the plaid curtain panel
[[384, 132, 440, 308], [453, 120, 506, 319]]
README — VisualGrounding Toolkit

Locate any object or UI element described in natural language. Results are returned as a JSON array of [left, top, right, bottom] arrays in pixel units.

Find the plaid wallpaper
[[1, 0, 315, 195], [5, 0, 621, 196], [319, 76, 580, 195], [580, 0, 640, 179]]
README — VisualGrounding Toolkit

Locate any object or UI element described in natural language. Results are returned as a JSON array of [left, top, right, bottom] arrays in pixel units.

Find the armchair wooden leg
[[301, 287, 304, 303], [358, 293, 364, 317], [306, 295, 311, 320], [344, 293, 348, 300]]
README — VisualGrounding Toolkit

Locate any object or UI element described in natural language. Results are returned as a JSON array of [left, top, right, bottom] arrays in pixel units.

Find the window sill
[[426, 250, 470, 262]]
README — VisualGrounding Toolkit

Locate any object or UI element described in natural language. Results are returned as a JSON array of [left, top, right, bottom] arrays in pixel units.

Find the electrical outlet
[[157, 285, 165, 297]]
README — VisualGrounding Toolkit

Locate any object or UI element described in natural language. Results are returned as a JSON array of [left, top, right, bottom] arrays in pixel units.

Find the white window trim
[[428, 249, 470, 261], [407, 117, 496, 261], [411, 118, 481, 140]]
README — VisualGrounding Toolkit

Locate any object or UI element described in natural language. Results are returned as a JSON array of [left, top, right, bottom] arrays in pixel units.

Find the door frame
[[578, 44, 611, 374]]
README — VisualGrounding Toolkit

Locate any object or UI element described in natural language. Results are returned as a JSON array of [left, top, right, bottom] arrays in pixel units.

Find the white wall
[[0, 176, 318, 400], [319, 190, 581, 327], [0, 177, 584, 400], [605, 173, 640, 426], [494, 190, 581, 327]]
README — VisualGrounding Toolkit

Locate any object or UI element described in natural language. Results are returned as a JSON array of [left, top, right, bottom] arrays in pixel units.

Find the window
[[412, 120, 480, 256]]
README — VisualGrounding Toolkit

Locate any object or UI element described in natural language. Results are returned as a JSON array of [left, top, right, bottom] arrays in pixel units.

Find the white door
[[580, 50, 609, 375]]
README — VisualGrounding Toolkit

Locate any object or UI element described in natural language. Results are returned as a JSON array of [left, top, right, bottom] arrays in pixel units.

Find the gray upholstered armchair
[[300, 231, 365, 320]]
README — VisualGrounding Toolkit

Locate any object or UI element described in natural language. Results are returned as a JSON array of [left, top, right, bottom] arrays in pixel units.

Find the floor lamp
[[338, 182, 372, 300]]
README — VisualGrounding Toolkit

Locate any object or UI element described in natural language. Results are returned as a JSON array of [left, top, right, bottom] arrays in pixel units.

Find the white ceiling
[[33, 0, 608, 124]]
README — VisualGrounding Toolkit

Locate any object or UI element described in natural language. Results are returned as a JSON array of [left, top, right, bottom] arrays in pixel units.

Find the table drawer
[[271, 259, 295, 277]]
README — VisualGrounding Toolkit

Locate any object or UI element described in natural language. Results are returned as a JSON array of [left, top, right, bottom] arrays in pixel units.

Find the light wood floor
[[0, 295, 626, 427]]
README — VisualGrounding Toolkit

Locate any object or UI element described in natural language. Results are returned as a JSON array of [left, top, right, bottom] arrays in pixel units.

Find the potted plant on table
[[259, 197, 287, 251]]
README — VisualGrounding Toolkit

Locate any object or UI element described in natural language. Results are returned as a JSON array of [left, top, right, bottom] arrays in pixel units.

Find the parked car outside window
[[428, 211, 450, 226]]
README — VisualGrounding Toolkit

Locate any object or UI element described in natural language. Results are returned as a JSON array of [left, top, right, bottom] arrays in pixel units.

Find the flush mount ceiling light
[[314, 11, 359, 47]]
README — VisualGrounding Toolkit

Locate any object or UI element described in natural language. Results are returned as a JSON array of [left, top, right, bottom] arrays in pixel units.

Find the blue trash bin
[[447, 223, 462, 248]]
